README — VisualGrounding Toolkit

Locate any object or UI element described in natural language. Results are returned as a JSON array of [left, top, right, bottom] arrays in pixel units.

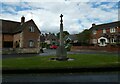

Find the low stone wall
[[15, 48, 40, 54], [2, 48, 40, 54], [2, 48, 14, 54], [71, 46, 119, 52]]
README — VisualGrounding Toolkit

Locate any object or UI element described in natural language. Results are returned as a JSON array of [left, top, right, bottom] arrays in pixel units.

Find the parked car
[[50, 45, 58, 49]]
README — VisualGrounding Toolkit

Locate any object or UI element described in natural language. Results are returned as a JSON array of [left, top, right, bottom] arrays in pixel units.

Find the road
[[39, 49, 56, 56], [2, 49, 118, 59], [2, 72, 119, 83]]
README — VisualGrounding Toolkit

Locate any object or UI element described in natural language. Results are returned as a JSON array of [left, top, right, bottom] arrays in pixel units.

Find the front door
[[100, 39, 106, 46], [98, 37, 108, 47]]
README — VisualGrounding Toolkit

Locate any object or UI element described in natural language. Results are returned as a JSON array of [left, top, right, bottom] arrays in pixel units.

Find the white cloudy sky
[[0, 0, 119, 34]]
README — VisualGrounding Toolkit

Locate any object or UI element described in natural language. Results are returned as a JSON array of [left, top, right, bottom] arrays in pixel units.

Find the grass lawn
[[2, 54, 119, 69]]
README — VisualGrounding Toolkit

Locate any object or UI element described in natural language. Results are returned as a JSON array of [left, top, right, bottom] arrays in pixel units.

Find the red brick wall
[[90, 27, 120, 44], [0, 34, 2, 48], [22, 22, 40, 48], [3, 34, 13, 41], [96, 29, 102, 38], [117, 27, 120, 32], [71, 46, 119, 52], [106, 28, 110, 33], [13, 33, 21, 48]]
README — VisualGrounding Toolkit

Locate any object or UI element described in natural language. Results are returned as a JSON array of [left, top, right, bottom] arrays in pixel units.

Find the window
[[110, 28, 116, 33], [92, 30, 97, 34], [103, 29, 106, 33], [29, 40, 34, 47], [110, 38, 115, 43], [92, 39, 97, 44], [29, 26, 34, 32]]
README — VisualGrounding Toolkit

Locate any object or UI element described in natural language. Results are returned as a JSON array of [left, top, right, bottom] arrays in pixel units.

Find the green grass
[[2, 54, 119, 69]]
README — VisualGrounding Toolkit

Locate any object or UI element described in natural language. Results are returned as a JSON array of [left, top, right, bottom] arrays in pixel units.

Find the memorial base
[[56, 45, 68, 61], [50, 57, 69, 61]]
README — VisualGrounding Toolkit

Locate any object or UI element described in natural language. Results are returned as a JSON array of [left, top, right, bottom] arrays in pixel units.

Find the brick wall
[[15, 48, 40, 53], [22, 23, 40, 48], [71, 46, 119, 52], [0, 34, 2, 48], [90, 27, 120, 45], [13, 33, 21, 48], [3, 34, 13, 41], [2, 48, 40, 54], [117, 27, 120, 32], [96, 29, 102, 38]]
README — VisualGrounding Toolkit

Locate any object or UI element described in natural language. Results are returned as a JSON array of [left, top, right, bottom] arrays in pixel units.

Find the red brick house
[[90, 21, 120, 47], [44, 33, 58, 45], [0, 16, 41, 53]]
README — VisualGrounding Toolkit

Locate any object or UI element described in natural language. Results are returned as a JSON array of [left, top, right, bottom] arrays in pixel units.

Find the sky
[[0, 0, 120, 34]]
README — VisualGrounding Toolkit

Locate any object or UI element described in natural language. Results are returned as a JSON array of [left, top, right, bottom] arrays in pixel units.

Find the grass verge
[[2, 54, 119, 69]]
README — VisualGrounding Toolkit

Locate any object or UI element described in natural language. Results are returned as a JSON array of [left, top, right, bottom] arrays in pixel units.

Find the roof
[[90, 21, 120, 30], [64, 34, 78, 41], [45, 34, 58, 40], [0, 19, 20, 34], [1, 19, 40, 34]]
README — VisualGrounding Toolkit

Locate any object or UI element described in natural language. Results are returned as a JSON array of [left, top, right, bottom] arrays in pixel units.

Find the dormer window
[[103, 29, 106, 33], [110, 28, 116, 33], [92, 30, 97, 35], [29, 26, 34, 32]]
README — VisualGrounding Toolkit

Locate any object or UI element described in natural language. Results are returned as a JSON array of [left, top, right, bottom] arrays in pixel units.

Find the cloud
[[0, 1, 119, 34], [1, 0, 120, 2]]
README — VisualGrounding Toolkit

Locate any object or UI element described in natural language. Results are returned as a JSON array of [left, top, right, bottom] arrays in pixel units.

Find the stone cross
[[56, 14, 67, 61], [60, 14, 63, 23], [60, 14, 63, 46]]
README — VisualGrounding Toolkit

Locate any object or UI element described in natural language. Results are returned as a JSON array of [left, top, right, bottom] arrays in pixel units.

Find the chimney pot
[[21, 16, 25, 24], [92, 23, 96, 27]]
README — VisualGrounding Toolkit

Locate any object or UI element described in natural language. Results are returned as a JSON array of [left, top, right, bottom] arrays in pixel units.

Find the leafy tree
[[78, 29, 91, 46], [57, 31, 70, 38]]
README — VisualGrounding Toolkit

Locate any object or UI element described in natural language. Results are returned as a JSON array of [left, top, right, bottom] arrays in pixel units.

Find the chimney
[[21, 16, 25, 25], [45, 33, 48, 36], [92, 23, 96, 27]]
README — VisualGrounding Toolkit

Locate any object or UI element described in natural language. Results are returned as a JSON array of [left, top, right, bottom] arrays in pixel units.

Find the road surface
[[2, 49, 118, 59], [2, 72, 119, 83]]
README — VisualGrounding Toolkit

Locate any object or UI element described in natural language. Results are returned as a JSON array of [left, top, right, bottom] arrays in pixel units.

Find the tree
[[57, 31, 70, 38], [78, 29, 91, 46]]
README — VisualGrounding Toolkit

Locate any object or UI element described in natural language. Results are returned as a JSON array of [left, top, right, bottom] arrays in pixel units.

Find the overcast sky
[[0, 0, 119, 34]]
